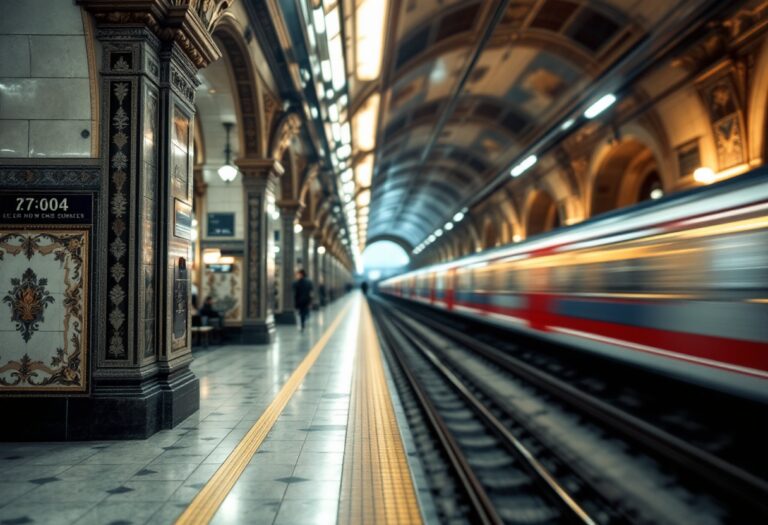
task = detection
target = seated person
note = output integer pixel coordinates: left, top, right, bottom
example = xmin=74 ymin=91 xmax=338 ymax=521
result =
xmin=198 ymin=296 xmax=223 ymax=329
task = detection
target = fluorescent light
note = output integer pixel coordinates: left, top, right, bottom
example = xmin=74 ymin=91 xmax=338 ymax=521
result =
xmin=325 ymin=6 xmax=340 ymax=38
xmin=355 ymin=0 xmax=388 ymax=80
xmin=342 ymin=180 xmax=355 ymax=194
xmin=332 ymin=122 xmax=341 ymax=141
xmin=584 ymin=93 xmax=617 ymax=119
xmin=341 ymin=169 xmax=354 ymax=183
xmin=355 ymin=154 xmax=373 ymax=187
xmin=561 ymin=118 xmax=575 ymax=130
xmin=452 ymin=211 xmax=464 ymax=222
xmin=434 ymin=229 xmax=443 ymax=237
xmin=328 ymin=104 xmax=339 ymax=122
xmin=313 ymin=7 xmax=325 ymax=33
xmin=357 ymin=189 xmax=370 ymax=206
xmin=444 ymin=222 xmax=453 ymax=230
xmin=318 ymin=246 xmax=326 ymax=255
xmin=294 ymin=223 xmax=303 ymax=234
xmin=693 ymin=166 xmax=716 ymax=184
xmin=352 ymin=93 xmax=379 ymax=152
xmin=329 ymin=34 xmax=346 ymax=91
xmin=202 ymin=249 xmax=221 ymax=264
xmin=310 ymin=107 xmax=318 ymax=118
xmin=341 ymin=122 xmax=351 ymax=144
xmin=321 ymin=60 xmax=332 ymax=80
xmin=510 ymin=154 xmax=537 ymax=177
xmin=337 ymin=144 xmax=351 ymax=159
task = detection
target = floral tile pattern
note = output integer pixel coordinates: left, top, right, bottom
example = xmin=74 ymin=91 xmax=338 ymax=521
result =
xmin=0 ymin=229 xmax=89 ymax=391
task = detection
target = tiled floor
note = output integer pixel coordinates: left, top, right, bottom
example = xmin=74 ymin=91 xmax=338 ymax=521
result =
xmin=0 ymin=297 xmax=363 ymax=525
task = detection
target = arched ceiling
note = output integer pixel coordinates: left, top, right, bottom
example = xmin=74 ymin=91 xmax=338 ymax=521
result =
xmin=362 ymin=0 xmax=683 ymax=248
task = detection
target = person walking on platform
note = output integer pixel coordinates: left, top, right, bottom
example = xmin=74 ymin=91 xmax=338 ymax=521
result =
xmin=293 ymin=269 xmax=313 ymax=332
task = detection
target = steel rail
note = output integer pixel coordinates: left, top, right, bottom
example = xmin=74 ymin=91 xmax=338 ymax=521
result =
xmin=387 ymin=296 xmax=768 ymax=519
xmin=372 ymin=299 xmax=604 ymax=525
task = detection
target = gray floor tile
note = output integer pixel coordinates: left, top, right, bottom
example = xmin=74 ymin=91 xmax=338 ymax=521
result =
xmin=129 ymin=463 xmax=199 ymax=481
xmin=59 ymin=463 xmax=143 ymax=481
xmin=104 ymin=480 xmax=184 ymax=502
xmin=0 ymin=482 xmax=37 ymax=507
xmin=0 ymin=501 xmax=96 ymax=524
xmin=25 ymin=479 xmax=112 ymax=503
xmin=273 ymin=499 xmax=338 ymax=525
xmin=210 ymin=496 xmax=280 ymax=525
xmin=72 ymin=500 xmax=163 ymax=525
xmin=283 ymin=480 xmax=341 ymax=500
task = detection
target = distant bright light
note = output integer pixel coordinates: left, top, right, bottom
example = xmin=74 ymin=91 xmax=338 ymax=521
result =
xmin=584 ymin=94 xmax=617 ymax=119
xmin=561 ymin=118 xmax=575 ymax=130
xmin=434 ymin=229 xmax=443 ymax=237
xmin=363 ymin=240 xmax=409 ymax=269
xmin=453 ymin=211 xmax=464 ymax=222
xmin=510 ymin=154 xmax=537 ymax=177
xmin=355 ymin=154 xmax=374 ymax=187
xmin=321 ymin=60 xmax=332 ymax=80
xmin=368 ymin=270 xmax=382 ymax=280
xmin=444 ymin=222 xmax=454 ymax=231
xmin=693 ymin=166 xmax=716 ymax=184
xmin=650 ymin=188 xmax=664 ymax=200
xmin=356 ymin=0 xmax=388 ymax=81
xmin=341 ymin=169 xmax=354 ymax=183
xmin=313 ymin=8 xmax=325 ymax=33
xmin=294 ymin=223 xmax=303 ymax=234
xmin=513 ymin=234 xmax=522 ymax=242
xmin=318 ymin=246 xmax=326 ymax=255
xmin=353 ymin=93 xmax=379 ymax=153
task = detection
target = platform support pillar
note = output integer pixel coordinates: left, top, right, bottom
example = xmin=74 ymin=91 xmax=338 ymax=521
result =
xmin=239 ymin=159 xmax=284 ymax=344
xmin=275 ymin=202 xmax=300 ymax=324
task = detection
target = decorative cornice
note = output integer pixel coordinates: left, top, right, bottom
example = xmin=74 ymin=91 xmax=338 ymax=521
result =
xmin=0 ymin=166 xmax=100 ymax=188
xmin=236 ymin=157 xmax=285 ymax=178
xmin=78 ymin=0 xmax=231 ymax=68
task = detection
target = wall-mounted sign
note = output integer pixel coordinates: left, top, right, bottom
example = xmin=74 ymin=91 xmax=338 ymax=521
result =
xmin=174 ymin=199 xmax=192 ymax=240
xmin=0 ymin=194 xmax=93 ymax=224
xmin=0 ymin=192 xmax=93 ymax=393
xmin=207 ymin=212 xmax=235 ymax=237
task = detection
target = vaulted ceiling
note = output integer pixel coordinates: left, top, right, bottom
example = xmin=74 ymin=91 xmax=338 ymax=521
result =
xmin=366 ymin=0 xmax=685 ymax=248
xmin=267 ymin=0 xmax=725 ymax=259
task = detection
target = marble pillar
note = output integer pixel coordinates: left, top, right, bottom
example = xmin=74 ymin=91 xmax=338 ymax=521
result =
xmin=239 ymin=159 xmax=283 ymax=344
xmin=275 ymin=203 xmax=299 ymax=324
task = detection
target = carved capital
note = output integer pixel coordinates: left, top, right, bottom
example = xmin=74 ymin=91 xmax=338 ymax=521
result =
xmin=78 ymin=0 xmax=231 ymax=68
xmin=236 ymin=158 xmax=285 ymax=183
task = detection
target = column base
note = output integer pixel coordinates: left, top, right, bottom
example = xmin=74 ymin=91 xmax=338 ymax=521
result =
xmin=274 ymin=310 xmax=297 ymax=324
xmin=241 ymin=318 xmax=276 ymax=344
xmin=0 ymin=365 xmax=200 ymax=441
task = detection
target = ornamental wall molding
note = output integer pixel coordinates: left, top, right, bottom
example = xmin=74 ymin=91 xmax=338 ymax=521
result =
xmin=0 ymin=166 xmax=101 ymax=188
xmin=78 ymin=0 xmax=233 ymax=68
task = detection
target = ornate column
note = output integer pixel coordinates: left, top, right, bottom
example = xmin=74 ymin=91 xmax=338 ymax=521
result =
xmin=312 ymin=231 xmax=322 ymax=308
xmin=301 ymin=225 xmax=316 ymax=307
xmin=239 ymin=158 xmax=283 ymax=343
xmin=68 ymin=0 xmax=223 ymax=438
xmin=275 ymin=201 xmax=300 ymax=324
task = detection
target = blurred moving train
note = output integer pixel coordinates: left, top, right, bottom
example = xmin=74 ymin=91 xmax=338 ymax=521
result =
xmin=380 ymin=167 xmax=768 ymax=402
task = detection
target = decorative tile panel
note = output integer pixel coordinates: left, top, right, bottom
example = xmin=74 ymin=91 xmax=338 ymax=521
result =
xmin=106 ymin=79 xmax=133 ymax=360
xmin=203 ymin=258 xmax=242 ymax=324
xmin=0 ymin=229 xmax=89 ymax=392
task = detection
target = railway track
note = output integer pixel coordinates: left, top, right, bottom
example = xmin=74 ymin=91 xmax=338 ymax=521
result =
xmin=372 ymin=298 xmax=628 ymax=524
xmin=370 ymin=295 xmax=768 ymax=524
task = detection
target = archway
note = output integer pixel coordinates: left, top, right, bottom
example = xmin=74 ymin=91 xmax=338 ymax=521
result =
xmin=591 ymin=138 xmax=661 ymax=216
xmin=482 ymin=219 xmax=499 ymax=249
xmin=527 ymin=191 xmax=561 ymax=237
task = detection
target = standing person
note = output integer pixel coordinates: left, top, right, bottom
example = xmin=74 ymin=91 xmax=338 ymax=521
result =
xmin=361 ymin=281 xmax=369 ymax=295
xmin=293 ymin=269 xmax=313 ymax=332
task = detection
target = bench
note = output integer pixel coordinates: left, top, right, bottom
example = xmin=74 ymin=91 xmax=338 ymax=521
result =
xmin=191 ymin=326 xmax=214 ymax=348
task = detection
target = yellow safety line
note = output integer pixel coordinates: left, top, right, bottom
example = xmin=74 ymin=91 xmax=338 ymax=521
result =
xmin=175 ymin=301 xmax=353 ymax=525
xmin=338 ymin=299 xmax=423 ymax=525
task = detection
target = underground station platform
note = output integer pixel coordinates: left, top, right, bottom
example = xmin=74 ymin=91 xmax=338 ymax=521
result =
xmin=0 ymin=295 xmax=432 ymax=525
